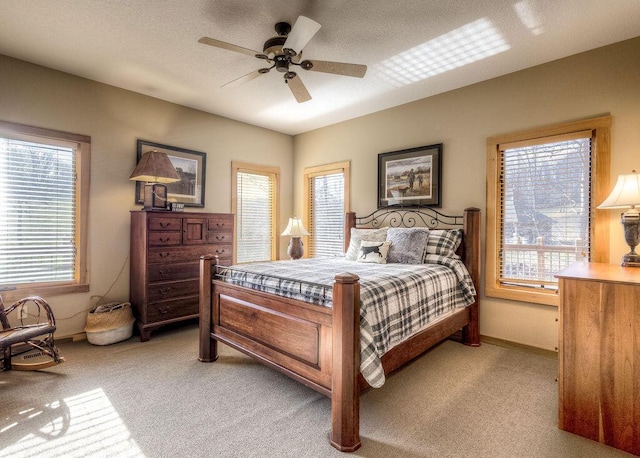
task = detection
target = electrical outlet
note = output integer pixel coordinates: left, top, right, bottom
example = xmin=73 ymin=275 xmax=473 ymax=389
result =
xmin=20 ymin=305 xmax=28 ymax=321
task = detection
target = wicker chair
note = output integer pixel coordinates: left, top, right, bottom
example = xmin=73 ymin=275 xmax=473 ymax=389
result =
xmin=0 ymin=295 xmax=65 ymax=371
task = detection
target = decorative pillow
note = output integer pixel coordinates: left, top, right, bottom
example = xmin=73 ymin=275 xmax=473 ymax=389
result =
xmin=357 ymin=240 xmax=391 ymax=264
xmin=386 ymin=227 xmax=430 ymax=264
xmin=425 ymin=229 xmax=462 ymax=259
xmin=345 ymin=228 xmax=388 ymax=261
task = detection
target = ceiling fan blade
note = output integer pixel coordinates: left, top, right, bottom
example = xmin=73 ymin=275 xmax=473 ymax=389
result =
xmin=301 ymin=60 xmax=367 ymax=78
xmin=221 ymin=69 xmax=267 ymax=88
xmin=198 ymin=37 xmax=261 ymax=58
xmin=285 ymin=73 xmax=311 ymax=103
xmin=283 ymin=16 xmax=321 ymax=54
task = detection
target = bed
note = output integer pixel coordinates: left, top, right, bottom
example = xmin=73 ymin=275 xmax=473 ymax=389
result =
xmin=199 ymin=206 xmax=481 ymax=452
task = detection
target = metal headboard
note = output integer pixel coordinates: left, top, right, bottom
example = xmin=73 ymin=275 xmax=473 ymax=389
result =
xmin=355 ymin=206 xmax=464 ymax=229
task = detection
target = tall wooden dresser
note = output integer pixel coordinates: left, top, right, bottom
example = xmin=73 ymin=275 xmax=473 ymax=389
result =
xmin=130 ymin=211 xmax=234 ymax=341
xmin=556 ymin=262 xmax=640 ymax=455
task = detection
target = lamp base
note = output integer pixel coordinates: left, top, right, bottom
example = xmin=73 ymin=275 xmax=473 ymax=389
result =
xmin=621 ymin=213 xmax=640 ymax=267
xmin=287 ymin=237 xmax=304 ymax=260
xmin=143 ymin=183 xmax=169 ymax=211
xmin=621 ymin=251 xmax=640 ymax=267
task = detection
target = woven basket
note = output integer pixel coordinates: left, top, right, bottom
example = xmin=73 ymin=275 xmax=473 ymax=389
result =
xmin=85 ymin=302 xmax=135 ymax=345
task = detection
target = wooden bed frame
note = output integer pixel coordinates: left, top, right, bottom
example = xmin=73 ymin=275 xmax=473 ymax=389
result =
xmin=199 ymin=207 xmax=481 ymax=452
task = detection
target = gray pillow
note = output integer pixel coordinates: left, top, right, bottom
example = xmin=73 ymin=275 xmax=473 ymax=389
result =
xmin=345 ymin=228 xmax=388 ymax=261
xmin=386 ymin=227 xmax=430 ymax=264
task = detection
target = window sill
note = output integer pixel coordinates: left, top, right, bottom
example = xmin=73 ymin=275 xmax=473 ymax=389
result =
xmin=0 ymin=283 xmax=89 ymax=304
xmin=485 ymin=285 xmax=559 ymax=307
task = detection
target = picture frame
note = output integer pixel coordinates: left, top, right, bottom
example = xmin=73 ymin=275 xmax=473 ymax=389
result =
xmin=135 ymin=140 xmax=206 ymax=208
xmin=378 ymin=143 xmax=442 ymax=207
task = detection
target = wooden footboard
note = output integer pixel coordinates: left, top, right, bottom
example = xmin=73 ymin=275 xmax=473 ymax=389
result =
xmin=199 ymin=256 xmax=362 ymax=450
xmin=199 ymin=207 xmax=481 ymax=452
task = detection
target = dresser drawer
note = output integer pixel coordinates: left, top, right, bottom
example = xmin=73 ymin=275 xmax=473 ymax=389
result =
xmin=208 ymin=231 xmax=232 ymax=244
xmin=147 ymin=296 xmax=199 ymax=322
xmin=148 ymin=279 xmax=199 ymax=302
xmin=148 ymin=216 xmax=182 ymax=231
xmin=148 ymin=231 xmax=181 ymax=246
xmin=208 ymin=215 xmax=233 ymax=232
xmin=208 ymin=243 xmax=232 ymax=261
xmin=148 ymin=262 xmax=199 ymax=282
xmin=148 ymin=246 xmax=214 ymax=264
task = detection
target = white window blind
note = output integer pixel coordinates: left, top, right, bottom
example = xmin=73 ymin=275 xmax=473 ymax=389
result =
xmin=499 ymin=131 xmax=592 ymax=290
xmin=236 ymin=171 xmax=275 ymax=263
xmin=309 ymin=172 xmax=345 ymax=258
xmin=0 ymin=137 xmax=77 ymax=286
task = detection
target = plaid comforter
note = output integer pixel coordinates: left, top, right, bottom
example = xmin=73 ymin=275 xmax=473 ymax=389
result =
xmin=219 ymin=255 xmax=476 ymax=388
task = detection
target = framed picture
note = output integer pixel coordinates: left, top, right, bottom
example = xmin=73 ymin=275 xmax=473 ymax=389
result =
xmin=135 ymin=140 xmax=206 ymax=207
xmin=378 ymin=143 xmax=442 ymax=207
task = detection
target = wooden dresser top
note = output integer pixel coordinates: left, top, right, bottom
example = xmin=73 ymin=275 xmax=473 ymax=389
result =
xmin=556 ymin=261 xmax=640 ymax=285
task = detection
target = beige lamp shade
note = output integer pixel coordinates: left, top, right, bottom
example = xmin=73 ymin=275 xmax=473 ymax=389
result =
xmin=281 ymin=217 xmax=310 ymax=237
xmin=598 ymin=170 xmax=640 ymax=210
xmin=598 ymin=170 xmax=640 ymax=267
xmin=129 ymin=150 xmax=180 ymax=183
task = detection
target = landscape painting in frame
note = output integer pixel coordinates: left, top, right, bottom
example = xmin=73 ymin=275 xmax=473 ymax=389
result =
xmin=135 ymin=140 xmax=206 ymax=207
xmin=378 ymin=144 xmax=442 ymax=207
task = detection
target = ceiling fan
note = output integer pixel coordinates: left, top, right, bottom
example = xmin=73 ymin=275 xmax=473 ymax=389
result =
xmin=198 ymin=16 xmax=367 ymax=103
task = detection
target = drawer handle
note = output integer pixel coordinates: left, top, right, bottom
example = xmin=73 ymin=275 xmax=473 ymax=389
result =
xmin=216 ymin=235 xmax=225 ymax=241
xmin=159 ymin=306 xmax=170 ymax=314
xmin=159 ymin=252 xmax=171 ymax=259
xmin=159 ymin=269 xmax=170 ymax=276
xmin=159 ymin=236 xmax=171 ymax=243
xmin=159 ymin=287 xmax=171 ymax=296
xmin=216 ymin=223 xmax=225 ymax=228
xmin=160 ymin=222 xmax=172 ymax=228
xmin=215 ymin=249 xmax=225 ymax=255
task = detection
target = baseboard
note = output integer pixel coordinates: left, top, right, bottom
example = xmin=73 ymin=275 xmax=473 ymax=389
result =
xmin=56 ymin=332 xmax=87 ymax=344
xmin=480 ymin=335 xmax=558 ymax=359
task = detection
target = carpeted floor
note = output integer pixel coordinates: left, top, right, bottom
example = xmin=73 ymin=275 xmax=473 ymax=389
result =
xmin=0 ymin=324 xmax=633 ymax=457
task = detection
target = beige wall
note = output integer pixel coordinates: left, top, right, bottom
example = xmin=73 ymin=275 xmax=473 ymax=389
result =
xmin=0 ymin=55 xmax=294 ymax=337
xmin=293 ymin=36 xmax=640 ymax=351
xmin=2 ymin=36 xmax=639 ymax=347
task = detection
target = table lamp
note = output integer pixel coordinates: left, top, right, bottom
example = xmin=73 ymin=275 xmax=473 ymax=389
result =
xmin=130 ymin=150 xmax=180 ymax=210
xmin=281 ymin=216 xmax=310 ymax=260
xmin=597 ymin=170 xmax=640 ymax=267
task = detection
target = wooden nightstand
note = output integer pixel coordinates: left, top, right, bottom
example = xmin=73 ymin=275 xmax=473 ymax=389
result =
xmin=556 ymin=262 xmax=640 ymax=455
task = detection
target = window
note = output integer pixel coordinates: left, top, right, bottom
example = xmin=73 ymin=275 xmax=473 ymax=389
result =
xmin=304 ymin=161 xmax=350 ymax=258
xmin=0 ymin=121 xmax=90 ymax=301
xmin=486 ymin=116 xmax=611 ymax=306
xmin=232 ymin=162 xmax=279 ymax=263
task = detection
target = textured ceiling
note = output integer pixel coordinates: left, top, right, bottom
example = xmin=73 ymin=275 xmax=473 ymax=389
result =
xmin=1 ymin=0 xmax=640 ymax=135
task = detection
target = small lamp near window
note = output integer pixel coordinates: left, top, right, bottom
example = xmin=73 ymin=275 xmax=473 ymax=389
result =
xmin=281 ymin=217 xmax=310 ymax=260
xmin=597 ymin=170 xmax=640 ymax=267
xmin=129 ymin=150 xmax=180 ymax=211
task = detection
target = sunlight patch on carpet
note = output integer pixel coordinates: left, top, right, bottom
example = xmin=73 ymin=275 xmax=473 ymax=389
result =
xmin=0 ymin=388 xmax=143 ymax=458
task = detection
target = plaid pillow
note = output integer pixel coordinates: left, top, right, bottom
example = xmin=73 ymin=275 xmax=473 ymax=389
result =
xmin=425 ymin=229 xmax=462 ymax=259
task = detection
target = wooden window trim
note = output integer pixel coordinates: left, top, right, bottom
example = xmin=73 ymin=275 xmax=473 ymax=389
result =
xmin=0 ymin=120 xmax=90 ymax=303
xmin=485 ymin=115 xmax=611 ymax=306
xmin=303 ymin=161 xmax=350 ymax=258
xmin=231 ymin=161 xmax=280 ymax=263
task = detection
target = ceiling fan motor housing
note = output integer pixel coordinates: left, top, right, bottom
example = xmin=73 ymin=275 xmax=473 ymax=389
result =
xmin=263 ymin=21 xmax=291 ymax=56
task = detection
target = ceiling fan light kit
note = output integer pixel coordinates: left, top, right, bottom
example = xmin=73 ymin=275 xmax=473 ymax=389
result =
xmin=199 ymin=15 xmax=367 ymax=103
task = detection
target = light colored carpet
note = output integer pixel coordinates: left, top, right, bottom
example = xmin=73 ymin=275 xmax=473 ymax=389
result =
xmin=0 ymin=324 xmax=632 ymax=457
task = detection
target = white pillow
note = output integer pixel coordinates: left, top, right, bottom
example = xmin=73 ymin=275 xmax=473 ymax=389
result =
xmin=345 ymin=228 xmax=388 ymax=261
xmin=356 ymin=240 xmax=391 ymax=264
